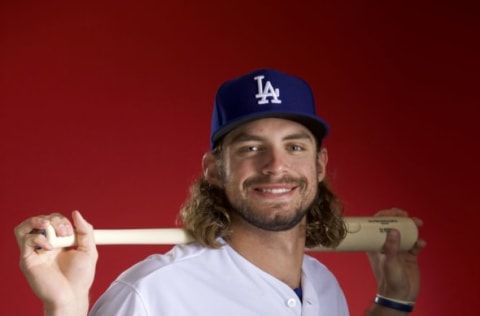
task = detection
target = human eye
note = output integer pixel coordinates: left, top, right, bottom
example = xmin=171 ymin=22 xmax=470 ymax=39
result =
xmin=283 ymin=133 xmax=314 ymax=153
xmin=234 ymin=142 xmax=262 ymax=155
xmin=291 ymin=144 xmax=303 ymax=151
xmin=243 ymin=144 xmax=262 ymax=152
xmin=287 ymin=143 xmax=305 ymax=152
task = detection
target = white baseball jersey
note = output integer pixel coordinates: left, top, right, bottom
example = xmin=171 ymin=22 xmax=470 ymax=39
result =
xmin=90 ymin=240 xmax=349 ymax=316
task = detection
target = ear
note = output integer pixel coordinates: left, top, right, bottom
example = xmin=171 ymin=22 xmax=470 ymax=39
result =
xmin=317 ymin=147 xmax=328 ymax=182
xmin=202 ymin=152 xmax=222 ymax=187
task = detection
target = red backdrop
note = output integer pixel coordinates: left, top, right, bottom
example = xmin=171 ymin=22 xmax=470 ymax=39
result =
xmin=1 ymin=1 xmax=478 ymax=315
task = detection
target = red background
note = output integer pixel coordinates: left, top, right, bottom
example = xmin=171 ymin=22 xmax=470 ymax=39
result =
xmin=1 ymin=1 xmax=478 ymax=315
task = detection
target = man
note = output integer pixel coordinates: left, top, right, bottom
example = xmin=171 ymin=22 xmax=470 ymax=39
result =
xmin=15 ymin=69 xmax=425 ymax=315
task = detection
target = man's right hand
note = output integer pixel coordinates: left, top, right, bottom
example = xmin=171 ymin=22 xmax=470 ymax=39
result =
xmin=14 ymin=210 xmax=97 ymax=316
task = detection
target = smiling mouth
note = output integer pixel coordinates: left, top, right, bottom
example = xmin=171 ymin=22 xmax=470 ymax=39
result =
xmin=246 ymin=176 xmax=302 ymax=195
xmin=257 ymin=187 xmax=293 ymax=194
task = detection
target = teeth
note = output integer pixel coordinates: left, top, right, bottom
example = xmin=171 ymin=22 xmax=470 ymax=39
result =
xmin=261 ymin=188 xmax=291 ymax=194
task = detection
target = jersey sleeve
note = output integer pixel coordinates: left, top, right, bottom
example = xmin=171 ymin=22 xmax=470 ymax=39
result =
xmin=89 ymin=280 xmax=150 ymax=316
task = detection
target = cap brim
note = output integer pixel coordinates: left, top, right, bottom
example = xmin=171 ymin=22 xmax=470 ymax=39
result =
xmin=212 ymin=111 xmax=329 ymax=147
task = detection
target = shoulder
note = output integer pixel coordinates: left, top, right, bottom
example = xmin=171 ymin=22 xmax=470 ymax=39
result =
xmin=90 ymin=242 xmax=223 ymax=315
xmin=302 ymin=253 xmax=333 ymax=274
xmin=301 ymin=254 xmax=348 ymax=315
xmin=115 ymin=241 xmax=216 ymax=285
xmin=302 ymin=253 xmax=343 ymax=289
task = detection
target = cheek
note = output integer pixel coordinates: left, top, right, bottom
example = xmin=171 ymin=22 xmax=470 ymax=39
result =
xmin=305 ymin=164 xmax=321 ymax=186
xmin=223 ymin=164 xmax=247 ymax=188
xmin=224 ymin=157 xmax=252 ymax=177
xmin=220 ymin=159 xmax=240 ymax=184
xmin=304 ymin=168 xmax=320 ymax=201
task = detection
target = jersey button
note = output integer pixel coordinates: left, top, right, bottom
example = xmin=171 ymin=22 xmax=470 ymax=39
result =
xmin=287 ymin=298 xmax=297 ymax=307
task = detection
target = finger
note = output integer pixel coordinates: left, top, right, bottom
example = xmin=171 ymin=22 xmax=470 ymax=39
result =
xmin=14 ymin=216 xmax=51 ymax=248
xmin=368 ymin=229 xmax=402 ymax=273
xmin=410 ymin=216 xmax=424 ymax=228
xmin=21 ymin=231 xmax=55 ymax=256
xmin=375 ymin=208 xmax=408 ymax=217
xmin=15 ymin=214 xmax=74 ymax=256
xmin=405 ymin=217 xmax=425 ymax=256
xmin=381 ymin=229 xmax=406 ymax=289
xmin=72 ymin=211 xmax=97 ymax=257
xmin=49 ymin=215 xmax=74 ymax=237
xmin=382 ymin=229 xmax=401 ymax=256
xmin=408 ymin=238 xmax=427 ymax=257
xmin=15 ymin=214 xmax=72 ymax=240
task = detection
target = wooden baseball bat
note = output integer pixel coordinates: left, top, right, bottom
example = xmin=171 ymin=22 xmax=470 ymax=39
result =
xmin=45 ymin=217 xmax=418 ymax=252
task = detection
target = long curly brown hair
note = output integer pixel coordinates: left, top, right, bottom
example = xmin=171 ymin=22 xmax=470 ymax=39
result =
xmin=179 ymin=145 xmax=346 ymax=249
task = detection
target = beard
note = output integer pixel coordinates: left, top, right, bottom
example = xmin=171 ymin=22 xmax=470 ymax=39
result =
xmin=232 ymin=201 xmax=309 ymax=231
xmin=226 ymin=175 xmax=315 ymax=232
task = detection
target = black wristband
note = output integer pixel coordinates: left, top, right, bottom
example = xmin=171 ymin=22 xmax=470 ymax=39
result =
xmin=374 ymin=295 xmax=414 ymax=313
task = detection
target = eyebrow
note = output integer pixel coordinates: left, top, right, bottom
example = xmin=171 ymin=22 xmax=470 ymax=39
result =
xmin=228 ymin=131 xmax=315 ymax=145
xmin=283 ymin=131 xmax=315 ymax=142
xmin=228 ymin=132 xmax=263 ymax=145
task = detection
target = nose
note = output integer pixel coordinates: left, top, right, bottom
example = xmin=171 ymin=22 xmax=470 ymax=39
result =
xmin=261 ymin=148 xmax=288 ymax=175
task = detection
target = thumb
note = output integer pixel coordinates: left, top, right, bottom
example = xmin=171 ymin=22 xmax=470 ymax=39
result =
xmin=382 ymin=229 xmax=404 ymax=278
xmin=72 ymin=211 xmax=96 ymax=253
xmin=382 ymin=228 xmax=401 ymax=257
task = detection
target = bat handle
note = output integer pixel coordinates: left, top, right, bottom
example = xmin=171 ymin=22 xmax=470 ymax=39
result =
xmin=45 ymin=225 xmax=76 ymax=248
xmin=45 ymin=226 xmax=192 ymax=248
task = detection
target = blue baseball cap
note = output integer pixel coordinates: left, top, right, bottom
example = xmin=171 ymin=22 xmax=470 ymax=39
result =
xmin=210 ymin=68 xmax=329 ymax=148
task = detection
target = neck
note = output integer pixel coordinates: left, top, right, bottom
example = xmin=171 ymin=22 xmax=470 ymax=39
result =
xmin=227 ymin=216 xmax=306 ymax=289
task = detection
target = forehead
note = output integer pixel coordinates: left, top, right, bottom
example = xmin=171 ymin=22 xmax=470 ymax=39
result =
xmin=222 ymin=117 xmax=316 ymax=144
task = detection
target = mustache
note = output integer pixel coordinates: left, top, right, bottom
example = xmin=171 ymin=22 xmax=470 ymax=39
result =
xmin=243 ymin=175 xmax=307 ymax=188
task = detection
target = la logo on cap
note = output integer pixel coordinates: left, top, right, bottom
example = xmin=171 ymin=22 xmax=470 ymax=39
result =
xmin=254 ymin=75 xmax=282 ymax=105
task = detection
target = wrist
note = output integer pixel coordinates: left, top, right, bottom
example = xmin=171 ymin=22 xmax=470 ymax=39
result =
xmin=374 ymin=294 xmax=415 ymax=313
xmin=43 ymin=296 xmax=89 ymax=316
